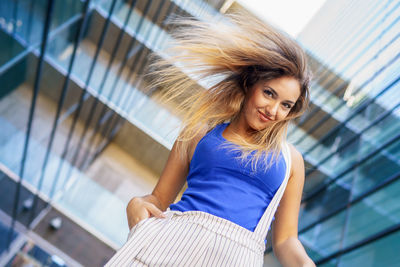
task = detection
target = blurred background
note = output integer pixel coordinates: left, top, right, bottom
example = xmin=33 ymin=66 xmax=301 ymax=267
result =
xmin=0 ymin=0 xmax=398 ymax=266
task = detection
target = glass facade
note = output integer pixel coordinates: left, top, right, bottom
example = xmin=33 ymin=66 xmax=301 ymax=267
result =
xmin=264 ymin=0 xmax=400 ymax=265
xmin=0 ymin=0 xmax=225 ymax=263
xmin=0 ymin=0 xmax=398 ymax=265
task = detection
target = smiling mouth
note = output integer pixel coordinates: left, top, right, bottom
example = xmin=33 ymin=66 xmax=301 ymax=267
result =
xmin=258 ymin=111 xmax=274 ymax=122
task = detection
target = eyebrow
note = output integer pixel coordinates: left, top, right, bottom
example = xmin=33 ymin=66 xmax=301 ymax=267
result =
xmin=267 ymin=86 xmax=296 ymax=104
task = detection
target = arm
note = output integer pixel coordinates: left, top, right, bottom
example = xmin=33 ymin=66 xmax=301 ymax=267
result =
xmin=272 ymin=144 xmax=315 ymax=267
xmin=127 ymin=132 xmax=205 ymax=229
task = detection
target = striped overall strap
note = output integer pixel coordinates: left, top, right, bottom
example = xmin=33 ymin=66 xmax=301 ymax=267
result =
xmin=253 ymin=142 xmax=292 ymax=240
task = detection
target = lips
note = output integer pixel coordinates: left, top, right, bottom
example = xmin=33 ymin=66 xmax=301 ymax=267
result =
xmin=258 ymin=111 xmax=274 ymax=122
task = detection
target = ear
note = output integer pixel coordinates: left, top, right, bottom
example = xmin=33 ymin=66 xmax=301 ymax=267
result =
xmin=242 ymin=80 xmax=250 ymax=94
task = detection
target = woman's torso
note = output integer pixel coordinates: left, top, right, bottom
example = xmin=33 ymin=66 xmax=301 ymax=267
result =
xmin=170 ymin=123 xmax=287 ymax=231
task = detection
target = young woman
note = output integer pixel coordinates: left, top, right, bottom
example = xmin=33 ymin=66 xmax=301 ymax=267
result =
xmin=106 ymin=12 xmax=315 ymax=267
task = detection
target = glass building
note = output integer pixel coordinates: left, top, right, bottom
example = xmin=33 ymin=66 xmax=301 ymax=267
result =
xmin=0 ymin=0 xmax=225 ymax=265
xmin=263 ymin=0 xmax=400 ymax=266
xmin=0 ymin=0 xmax=398 ymax=266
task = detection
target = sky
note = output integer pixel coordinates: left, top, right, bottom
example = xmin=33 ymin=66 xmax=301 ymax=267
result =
xmin=236 ymin=0 xmax=328 ymax=37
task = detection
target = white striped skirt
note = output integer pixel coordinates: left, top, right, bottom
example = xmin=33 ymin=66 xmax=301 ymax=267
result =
xmin=105 ymin=210 xmax=265 ymax=266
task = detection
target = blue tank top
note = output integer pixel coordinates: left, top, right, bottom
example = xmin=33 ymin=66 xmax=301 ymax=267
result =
xmin=169 ymin=123 xmax=287 ymax=232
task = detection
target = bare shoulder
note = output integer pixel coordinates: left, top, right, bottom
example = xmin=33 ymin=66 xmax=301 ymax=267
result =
xmin=286 ymin=143 xmax=305 ymax=177
xmin=187 ymin=127 xmax=208 ymax=162
xmin=287 ymin=143 xmax=303 ymax=162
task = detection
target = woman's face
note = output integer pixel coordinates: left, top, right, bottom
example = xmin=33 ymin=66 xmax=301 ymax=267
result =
xmin=240 ymin=76 xmax=301 ymax=131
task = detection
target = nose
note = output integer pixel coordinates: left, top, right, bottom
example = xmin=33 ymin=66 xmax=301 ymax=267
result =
xmin=266 ymin=102 xmax=279 ymax=118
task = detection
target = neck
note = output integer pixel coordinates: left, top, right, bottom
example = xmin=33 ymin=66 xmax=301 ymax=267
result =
xmin=227 ymin=115 xmax=257 ymax=142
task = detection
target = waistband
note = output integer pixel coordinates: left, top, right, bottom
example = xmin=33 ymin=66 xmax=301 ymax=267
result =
xmin=162 ymin=209 xmax=265 ymax=254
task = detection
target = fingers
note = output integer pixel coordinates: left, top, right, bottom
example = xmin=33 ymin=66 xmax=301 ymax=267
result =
xmin=126 ymin=199 xmax=166 ymax=229
xmin=127 ymin=203 xmax=149 ymax=229
xmin=130 ymin=209 xmax=148 ymax=228
xmin=144 ymin=202 xmax=166 ymax=219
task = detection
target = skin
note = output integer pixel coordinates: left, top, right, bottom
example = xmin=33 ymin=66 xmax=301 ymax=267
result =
xmin=126 ymin=76 xmax=315 ymax=266
xmin=223 ymin=76 xmax=300 ymax=140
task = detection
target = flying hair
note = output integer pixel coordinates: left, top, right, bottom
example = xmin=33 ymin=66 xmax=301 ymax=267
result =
xmin=144 ymin=11 xmax=311 ymax=171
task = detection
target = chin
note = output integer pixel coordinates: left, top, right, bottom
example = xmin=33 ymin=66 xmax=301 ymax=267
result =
xmin=244 ymin=115 xmax=273 ymax=132
xmin=249 ymin=120 xmax=269 ymax=132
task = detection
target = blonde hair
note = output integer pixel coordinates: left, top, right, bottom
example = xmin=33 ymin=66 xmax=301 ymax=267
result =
xmin=146 ymin=12 xmax=311 ymax=170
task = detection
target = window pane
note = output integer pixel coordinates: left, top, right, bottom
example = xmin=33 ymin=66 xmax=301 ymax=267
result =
xmin=300 ymin=211 xmax=346 ymax=261
xmin=351 ymin=140 xmax=400 ymax=199
xmin=338 ymin=231 xmax=400 ymax=267
xmin=300 ymin=172 xmax=352 ymax=230
xmin=344 ymin=179 xmax=400 ymax=247
xmin=319 ymin=259 xmax=338 ymax=267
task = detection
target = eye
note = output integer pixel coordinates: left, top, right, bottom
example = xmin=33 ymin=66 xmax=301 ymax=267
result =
xmin=282 ymin=103 xmax=292 ymax=109
xmin=263 ymin=89 xmax=273 ymax=97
